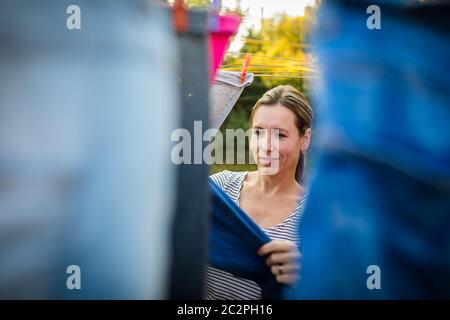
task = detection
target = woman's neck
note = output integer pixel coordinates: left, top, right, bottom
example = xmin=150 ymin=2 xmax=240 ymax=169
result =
xmin=254 ymin=167 xmax=300 ymax=196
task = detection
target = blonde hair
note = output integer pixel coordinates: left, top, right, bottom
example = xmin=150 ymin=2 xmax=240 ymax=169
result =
xmin=249 ymin=85 xmax=313 ymax=183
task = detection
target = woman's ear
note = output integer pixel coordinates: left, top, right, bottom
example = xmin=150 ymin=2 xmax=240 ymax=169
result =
xmin=301 ymin=128 xmax=311 ymax=152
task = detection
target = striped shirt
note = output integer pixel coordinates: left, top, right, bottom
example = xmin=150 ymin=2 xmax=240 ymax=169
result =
xmin=203 ymin=170 xmax=307 ymax=300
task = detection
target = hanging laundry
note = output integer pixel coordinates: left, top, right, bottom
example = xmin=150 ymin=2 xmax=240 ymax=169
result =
xmin=170 ymin=9 xmax=211 ymax=300
xmin=0 ymin=0 xmax=179 ymax=299
xmin=209 ymin=14 xmax=241 ymax=82
xmin=209 ymin=70 xmax=254 ymax=130
xmin=287 ymin=0 xmax=450 ymax=300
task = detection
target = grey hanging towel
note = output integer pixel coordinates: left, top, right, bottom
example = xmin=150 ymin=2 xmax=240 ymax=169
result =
xmin=209 ymin=71 xmax=254 ymax=130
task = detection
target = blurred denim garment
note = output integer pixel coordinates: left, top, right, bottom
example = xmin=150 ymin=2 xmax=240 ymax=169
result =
xmin=0 ymin=0 xmax=180 ymax=299
xmin=287 ymin=1 xmax=450 ymax=299
xmin=168 ymin=9 xmax=212 ymax=299
xmin=209 ymin=179 xmax=283 ymax=299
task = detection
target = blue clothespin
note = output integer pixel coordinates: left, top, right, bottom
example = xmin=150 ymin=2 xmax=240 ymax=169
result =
xmin=209 ymin=0 xmax=221 ymax=31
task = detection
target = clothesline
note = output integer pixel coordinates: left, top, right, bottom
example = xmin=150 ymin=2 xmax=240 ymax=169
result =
xmin=224 ymin=54 xmax=316 ymax=61
xmin=225 ymin=51 xmax=315 ymax=64
xmin=221 ymin=60 xmax=317 ymax=68
xmin=220 ymin=66 xmax=317 ymax=73
xmin=232 ymin=36 xmax=312 ymax=49
xmin=220 ymin=63 xmax=316 ymax=72
xmin=253 ymin=74 xmax=316 ymax=79
xmin=220 ymin=70 xmax=317 ymax=77
xmin=222 ymin=71 xmax=316 ymax=75
xmin=222 ymin=52 xmax=318 ymax=75
xmin=225 ymin=62 xmax=314 ymax=69
xmin=221 ymin=63 xmax=311 ymax=67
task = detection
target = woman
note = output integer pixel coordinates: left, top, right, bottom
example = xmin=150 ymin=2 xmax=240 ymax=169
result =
xmin=204 ymin=85 xmax=313 ymax=299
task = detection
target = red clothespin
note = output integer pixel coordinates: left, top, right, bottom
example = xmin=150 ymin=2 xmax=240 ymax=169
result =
xmin=173 ymin=0 xmax=188 ymax=33
xmin=240 ymin=53 xmax=252 ymax=84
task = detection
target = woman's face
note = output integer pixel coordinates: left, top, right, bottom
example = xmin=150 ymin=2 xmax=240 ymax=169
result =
xmin=250 ymin=104 xmax=310 ymax=176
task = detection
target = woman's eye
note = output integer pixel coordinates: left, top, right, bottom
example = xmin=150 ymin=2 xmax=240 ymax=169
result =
xmin=254 ymin=130 xmax=260 ymax=136
xmin=279 ymin=133 xmax=286 ymax=138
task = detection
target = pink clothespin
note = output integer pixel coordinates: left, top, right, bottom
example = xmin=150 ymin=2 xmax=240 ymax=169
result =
xmin=240 ymin=53 xmax=252 ymax=84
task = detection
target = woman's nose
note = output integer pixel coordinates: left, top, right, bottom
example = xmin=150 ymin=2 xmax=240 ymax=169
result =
xmin=258 ymin=130 xmax=279 ymax=156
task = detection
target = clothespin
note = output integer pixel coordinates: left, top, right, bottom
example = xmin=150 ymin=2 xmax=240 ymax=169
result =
xmin=240 ymin=53 xmax=252 ymax=84
xmin=173 ymin=0 xmax=188 ymax=33
xmin=209 ymin=0 xmax=221 ymax=31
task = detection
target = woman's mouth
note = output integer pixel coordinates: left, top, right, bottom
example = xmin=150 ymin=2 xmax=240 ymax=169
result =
xmin=259 ymin=157 xmax=278 ymax=166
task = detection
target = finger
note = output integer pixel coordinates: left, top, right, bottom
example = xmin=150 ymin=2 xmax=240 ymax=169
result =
xmin=257 ymin=240 xmax=296 ymax=256
xmin=266 ymin=251 xmax=300 ymax=266
xmin=275 ymin=273 xmax=300 ymax=285
xmin=270 ymin=263 xmax=300 ymax=276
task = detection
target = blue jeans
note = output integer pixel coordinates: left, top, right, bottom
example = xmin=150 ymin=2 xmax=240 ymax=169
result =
xmin=288 ymin=1 xmax=450 ymax=299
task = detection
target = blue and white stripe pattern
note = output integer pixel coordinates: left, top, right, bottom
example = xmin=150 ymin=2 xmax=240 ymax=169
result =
xmin=203 ymin=170 xmax=307 ymax=300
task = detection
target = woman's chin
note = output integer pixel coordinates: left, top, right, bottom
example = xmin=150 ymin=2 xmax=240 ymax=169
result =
xmin=259 ymin=165 xmax=279 ymax=176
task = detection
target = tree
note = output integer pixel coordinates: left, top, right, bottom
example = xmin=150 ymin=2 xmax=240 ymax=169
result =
xmin=211 ymin=6 xmax=318 ymax=172
xmin=221 ymin=7 xmax=317 ymax=127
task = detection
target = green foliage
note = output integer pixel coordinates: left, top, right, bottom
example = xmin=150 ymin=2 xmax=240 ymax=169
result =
xmin=212 ymin=8 xmax=316 ymax=174
xmin=210 ymin=163 xmax=257 ymax=175
xmin=185 ymin=0 xmax=210 ymax=8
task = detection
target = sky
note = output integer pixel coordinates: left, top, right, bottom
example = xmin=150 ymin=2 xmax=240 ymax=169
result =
xmin=222 ymin=0 xmax=315 ymax=18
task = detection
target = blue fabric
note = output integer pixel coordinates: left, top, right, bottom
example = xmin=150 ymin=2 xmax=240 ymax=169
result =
xmin=0 ymin=0 xmax=179 ymax=299
xmin=287 ymin=2 xmax=450 ymax=299
xmin=208 ymin=179 xmax=283 ymax=299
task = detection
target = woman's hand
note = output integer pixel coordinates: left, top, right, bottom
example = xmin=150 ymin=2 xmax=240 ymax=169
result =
xmin=257 ymin=239 xmax=301 ymax=285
